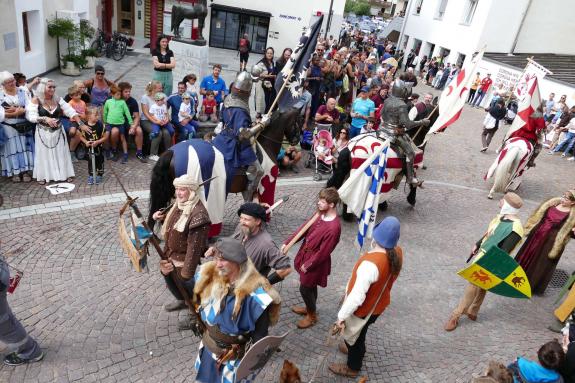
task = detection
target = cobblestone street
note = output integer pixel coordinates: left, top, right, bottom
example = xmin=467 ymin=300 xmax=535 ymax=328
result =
xmin=0 ymin=54 xmax=574 ymax=383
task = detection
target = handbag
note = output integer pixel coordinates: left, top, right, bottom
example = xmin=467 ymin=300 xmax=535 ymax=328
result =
xmin=342 ymin=273 xmax=392 ymax=346
xmin=342 ymin=74 xmax=350 ymax=93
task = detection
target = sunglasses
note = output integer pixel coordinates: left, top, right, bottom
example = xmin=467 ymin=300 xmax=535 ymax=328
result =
xmin=47 ymin=86 xmax=56 ymax=89
xmin=96 ymin=72 xmax=105 ymax=75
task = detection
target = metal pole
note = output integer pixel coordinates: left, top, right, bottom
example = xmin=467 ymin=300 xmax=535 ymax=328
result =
xmin=397 ymin=0 xmax=414 ymax=52
xmin=324 ymin=0 xmax=335 ymax=40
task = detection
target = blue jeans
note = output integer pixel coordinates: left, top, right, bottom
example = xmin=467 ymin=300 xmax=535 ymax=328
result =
xmin=553 ymin=131 xmax=575 ymax=155
xmin=0 ymin=291 xmax=42 ymax=360
xmin=472 ymin=90 xmax=486 ymax=107
xmin=150 ymin=123 xmax=174 ymax=139
xmin=350 ymin=125 xmax=363 ymax=138
xmin=179 ymin=121 xmax=198 ymax=140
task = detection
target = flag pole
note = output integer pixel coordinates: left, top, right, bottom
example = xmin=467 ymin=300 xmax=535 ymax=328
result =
xmin=411 ymin=104 xmax=439 ymax=143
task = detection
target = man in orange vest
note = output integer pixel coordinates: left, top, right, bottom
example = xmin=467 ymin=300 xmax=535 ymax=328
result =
xmin=329 ymin=217 xmax=403 ymax=378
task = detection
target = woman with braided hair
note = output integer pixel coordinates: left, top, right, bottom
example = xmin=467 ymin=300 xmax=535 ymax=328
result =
xmin=515 ymin=190 xmax=575 ymax=295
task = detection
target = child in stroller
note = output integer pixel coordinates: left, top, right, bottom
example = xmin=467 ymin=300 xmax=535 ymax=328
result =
xmin=306 ymin=128 xmax=334 ymax=181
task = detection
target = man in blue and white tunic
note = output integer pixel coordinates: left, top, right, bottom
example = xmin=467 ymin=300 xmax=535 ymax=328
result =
xmin=193 ymin=237 xmax=281 ymax=383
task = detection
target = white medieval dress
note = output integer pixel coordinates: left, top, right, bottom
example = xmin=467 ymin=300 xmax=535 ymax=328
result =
xmin=26 ymin=98 xmax=77 ymax=182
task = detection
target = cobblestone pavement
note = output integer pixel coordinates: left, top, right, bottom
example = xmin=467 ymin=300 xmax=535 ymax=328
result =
xmin=1 ymin=55 xmax=575 ymax=382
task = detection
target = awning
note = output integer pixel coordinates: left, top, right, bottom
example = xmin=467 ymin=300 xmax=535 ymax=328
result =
xmin=210 ymin=4 xmax=272 ymax=18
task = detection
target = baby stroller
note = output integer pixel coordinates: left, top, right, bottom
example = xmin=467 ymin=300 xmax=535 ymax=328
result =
xmin=305 ymin=127 xmax=334 ymax=181
xmin=504 ymin=100 xmax=518 ymax=125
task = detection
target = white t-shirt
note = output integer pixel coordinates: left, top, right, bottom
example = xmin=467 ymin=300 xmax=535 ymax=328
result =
xmin=148 ymin=103 xmax=167 ymax=122
xmin=179 ymin=102 xmax=192 ymax=122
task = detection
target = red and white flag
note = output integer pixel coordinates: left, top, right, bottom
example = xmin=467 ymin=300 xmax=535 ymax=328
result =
xmin=427 ymin=48 xmax=485 ymax=135
xmin=504 ymin=75 xmax=541 ymax=140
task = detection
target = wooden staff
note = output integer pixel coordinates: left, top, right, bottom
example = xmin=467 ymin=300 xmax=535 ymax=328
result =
xmin=411 ymin=104 xmax=439 ymax=143
xmin=282 ymin=212 xmax=319 ymax=255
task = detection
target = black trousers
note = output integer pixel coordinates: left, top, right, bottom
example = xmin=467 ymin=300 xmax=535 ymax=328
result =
xmin=164 ymin=273 xmax=194 ymax=301
xmin=87 ymin=150 xmax=104 ymax=176
xmin=299 ymin=285 xmax=317 ymax=312
xmin=346 ymin=314 xmax=379 ymax=371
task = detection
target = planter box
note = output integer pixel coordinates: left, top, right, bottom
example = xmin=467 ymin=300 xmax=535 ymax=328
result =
xmin=60 ymin=61 xmax=81 ymax=76
xmin=84 ymin=56 xmax=96 ymax=69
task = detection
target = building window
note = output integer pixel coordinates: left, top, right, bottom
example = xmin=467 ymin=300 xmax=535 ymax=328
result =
xmin=414 ymin=0 xmax=424 ymax=15
xmin=462 ymin=0 xmax=478 ymax=25
xmin=435 ymin=0 xmax=448 ymax=20
xmin=22 ymin=12 xmax=31 ymax=52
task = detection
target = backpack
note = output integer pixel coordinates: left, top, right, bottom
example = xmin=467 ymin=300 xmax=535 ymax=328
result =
xmin=239 ymin=38 xmax=248 ymax=53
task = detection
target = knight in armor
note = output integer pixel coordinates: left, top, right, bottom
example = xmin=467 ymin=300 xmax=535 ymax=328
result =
xmin=379 ymin=77 xmax=430 ymax=186
xmin=191 ymin=237 xmax=280 ymax=383
xmin=212 ymin=68 xmax=266 ymax=201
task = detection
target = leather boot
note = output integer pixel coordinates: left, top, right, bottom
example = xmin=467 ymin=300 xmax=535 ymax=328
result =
xmin=291 ymin=306 xmax=307 ymax=316
xmin=297 ymin=311 xmax=318 ymax=329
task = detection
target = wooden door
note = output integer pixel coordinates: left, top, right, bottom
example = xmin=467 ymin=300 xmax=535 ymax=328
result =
xmin=117 ymin=0 xmax=135 ymax=35
xmin=144 ymin=0 xmax=164 ymax=38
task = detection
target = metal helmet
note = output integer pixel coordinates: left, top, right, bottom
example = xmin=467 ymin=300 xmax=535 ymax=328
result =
xmin=232 ymin=70 xmax=253 ymax=95
xmin=391 ymin=79 xmax=412 ymax=100
xmin=250 ymin=63 xmax=266 ymax=82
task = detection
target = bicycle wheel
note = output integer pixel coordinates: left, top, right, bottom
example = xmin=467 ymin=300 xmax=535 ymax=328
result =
xmin=90 ymin=39 xmax=105 ymax=57
xmin=112 ymin=41 xmax=126 ymax=61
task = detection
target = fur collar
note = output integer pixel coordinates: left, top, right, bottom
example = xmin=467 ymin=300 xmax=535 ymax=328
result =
xmin=194 ymin=260 xmax=281 ymax=325
xmin=524 ymin=197 xmax=575 ymax=260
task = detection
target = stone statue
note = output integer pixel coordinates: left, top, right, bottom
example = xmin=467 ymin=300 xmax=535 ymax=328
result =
xmin=170 ymin=2 xmax=208 ymax=46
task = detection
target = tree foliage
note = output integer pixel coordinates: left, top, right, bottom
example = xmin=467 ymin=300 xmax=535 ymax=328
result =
xmin=345 ymin=0 xmax=372 ymax=16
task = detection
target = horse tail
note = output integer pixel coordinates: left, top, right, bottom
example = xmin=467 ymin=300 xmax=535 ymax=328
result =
xmin=492 ymin=146 xmax=520 ymax=193
xmin=327 ymin=147 xmax=351 ymax=189
xmin=149 ymin=150 xmax=175 ymax=228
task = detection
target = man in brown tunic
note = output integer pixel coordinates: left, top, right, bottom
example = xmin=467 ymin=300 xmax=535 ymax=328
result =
xmin=152 ymin=174 xmax=210 ymax=329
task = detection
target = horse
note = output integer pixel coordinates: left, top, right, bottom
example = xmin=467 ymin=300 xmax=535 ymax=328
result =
xmin=327 ymin=134 xmax=423 ymax=221
xmin=149 ymin=109 xmax=301 ymax=232
xmin=171 ymin=3 xmax=208 ymax=43
xmin=485 ymin=137 xmax=533 ymax=199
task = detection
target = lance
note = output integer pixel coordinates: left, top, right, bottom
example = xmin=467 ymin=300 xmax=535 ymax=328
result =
xmin=111 ymin=166 xmax=208 ymax=337
xmin=282 ymin=212 xmax=320 ymax=255
xmin=266 ymin=195 xmax=289 ymax=215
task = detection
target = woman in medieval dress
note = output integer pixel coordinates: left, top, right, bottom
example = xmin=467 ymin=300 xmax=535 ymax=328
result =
xmin=515 ymin=190 xmax=575 ymax=295
xmin=26 ymin=78 xmax=82 ymax=185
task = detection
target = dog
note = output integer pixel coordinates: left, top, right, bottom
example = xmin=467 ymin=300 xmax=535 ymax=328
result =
xmin=279 ymin=359 xmax=302 ymax=383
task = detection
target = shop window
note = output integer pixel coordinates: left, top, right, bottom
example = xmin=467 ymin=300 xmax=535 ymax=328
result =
xmin=209 ymin=8 xmax=269 ymax=54
xmin=461 ymin=0 xmax=478 ymax=25
xmin=22 ymin=12 xmax=31 ymax=52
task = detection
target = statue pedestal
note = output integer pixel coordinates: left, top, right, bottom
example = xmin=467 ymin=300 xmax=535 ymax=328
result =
xmin=170 ymin=41 xmax=210 ymax=91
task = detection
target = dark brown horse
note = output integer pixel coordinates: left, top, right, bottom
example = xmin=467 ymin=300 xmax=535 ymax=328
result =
xmin=148 ymin=109 xmax=300 ymax=228
xmin=171 ymin=3 xmax=208 ymax=44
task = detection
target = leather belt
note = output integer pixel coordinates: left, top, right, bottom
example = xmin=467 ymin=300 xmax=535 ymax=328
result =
xmin=202 ymin=324 xmax=249 ymax=362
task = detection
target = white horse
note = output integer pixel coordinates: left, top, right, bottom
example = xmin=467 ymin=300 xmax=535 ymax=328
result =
xmin=328 ymin=134 xmax=423 ymax=220
xmin=485 ymin=137 xmax=533 ymax=199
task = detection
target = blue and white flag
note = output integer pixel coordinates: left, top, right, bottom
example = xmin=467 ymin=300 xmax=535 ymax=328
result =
xmin=356 ymin=145 xmax=389 ymax=248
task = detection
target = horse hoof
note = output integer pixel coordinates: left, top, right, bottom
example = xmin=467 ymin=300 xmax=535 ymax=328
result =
xmin=487 ymin=194 xmax=494 ymax=200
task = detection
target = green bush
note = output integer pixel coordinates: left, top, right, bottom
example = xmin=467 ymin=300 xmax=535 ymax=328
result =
xmin=345 ymin=0 xmax=372 ymax=16
xmin=62 ymin=53 xmax=87 ymax=68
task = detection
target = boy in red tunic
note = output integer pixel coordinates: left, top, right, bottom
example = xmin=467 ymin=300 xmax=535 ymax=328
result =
xmin=282 ymin=187 xmax=342 ymax=329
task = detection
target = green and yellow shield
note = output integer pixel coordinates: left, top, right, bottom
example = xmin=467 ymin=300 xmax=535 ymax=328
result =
xmin=458 ymin=246 xmax=531 ymax=299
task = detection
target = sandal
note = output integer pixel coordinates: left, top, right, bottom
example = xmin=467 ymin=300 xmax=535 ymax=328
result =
xmin=12 ymin=175 xmax=21 ymax=183
xmin=22 ymin=173 xmax=32 ymax=183
xmin=66 ymin=177 xmax=74 ymax=183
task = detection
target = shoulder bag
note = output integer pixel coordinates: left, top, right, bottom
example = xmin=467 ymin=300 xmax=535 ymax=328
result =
xmin=343 ymin=272 xmax=393 ymax=346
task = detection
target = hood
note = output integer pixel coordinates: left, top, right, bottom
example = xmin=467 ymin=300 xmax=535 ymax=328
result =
xmin=517 ymin=357 xmax=562 ymax=383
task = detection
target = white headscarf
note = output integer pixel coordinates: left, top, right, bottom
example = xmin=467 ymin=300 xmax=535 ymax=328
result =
xmin=161 ymin=174 xmax=201 ymax=236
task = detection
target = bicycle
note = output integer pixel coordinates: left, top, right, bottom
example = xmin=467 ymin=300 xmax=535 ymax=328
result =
xmin=109 ymin=31 xmax=129 ymax=61
xmin=90 ymin=28 xmax=107 ymax=57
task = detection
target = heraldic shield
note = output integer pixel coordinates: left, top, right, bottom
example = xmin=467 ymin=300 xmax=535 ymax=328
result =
xmin=236 ymin=332 xmax=288 ymax=382
xmin=458 ymin=246 xmax=532 ymax=299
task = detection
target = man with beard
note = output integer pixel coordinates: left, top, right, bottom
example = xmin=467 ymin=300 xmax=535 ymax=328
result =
xmin=230 ymin=202 xmax=292 ymax=284
xmin=153 ymin=174 xmax=210 ymax=329
xmin=282 ymin=187 xmax=342 ymax=329
xmin=185 ymin=237 xmax=281 ymax=383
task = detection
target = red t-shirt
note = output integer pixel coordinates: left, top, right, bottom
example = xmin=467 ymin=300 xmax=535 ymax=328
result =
xmin=316 ymin=104 xmax=340 ymax=122
xmin=480 ymin=78 xmax=493 ymax=92
xmin=203 ymin=98 xmax=217 ymax=115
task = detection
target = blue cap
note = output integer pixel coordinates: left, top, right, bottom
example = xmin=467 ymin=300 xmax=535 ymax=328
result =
xmin=372 ymin=216 xmax=400 ymax=248
xmin=360 ymin=86 xmax=370 ymax=93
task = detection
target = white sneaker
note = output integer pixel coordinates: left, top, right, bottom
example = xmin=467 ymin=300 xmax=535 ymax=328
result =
xmin=561 ymin=153 xmax=567 ymax=157
xmin=569 ymin=157 xmax=575 ymax=161
xmin=148 ymin=155 xmax=159 ymax=162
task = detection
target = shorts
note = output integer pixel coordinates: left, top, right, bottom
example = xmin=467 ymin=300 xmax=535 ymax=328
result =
xmin=60 ymin=118 xmax=76 ymax=134
xmin=106 ymin=123 xmax=126 ymax=135
xmin=240 ymin=52 xmax=249 ymax=62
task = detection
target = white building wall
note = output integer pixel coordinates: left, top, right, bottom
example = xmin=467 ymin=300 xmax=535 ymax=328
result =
xmin=514 ymin=0 xmax=575 ymax=55
xmin=477 ymin=0 xmax=528 ymax=53
xmin=401 ymin=0 xmax=495 ymax=61
xmin=202 ymin=0 xmax=345 ymax=55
